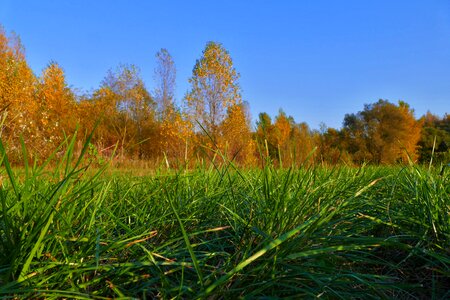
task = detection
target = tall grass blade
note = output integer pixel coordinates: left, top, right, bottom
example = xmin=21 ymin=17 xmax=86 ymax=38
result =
xmin=168 ymin=193 xmax=205 ymax=288
xmin=199 ymin=220 xmax=312 ymax=298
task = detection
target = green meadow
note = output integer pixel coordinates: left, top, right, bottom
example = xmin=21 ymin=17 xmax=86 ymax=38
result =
xmin=0 ymin=139 xmax=449 ymax=299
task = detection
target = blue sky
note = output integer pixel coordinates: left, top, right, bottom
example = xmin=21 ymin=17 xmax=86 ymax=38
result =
xmin=2 ymin=0 xmax=450 ymax=129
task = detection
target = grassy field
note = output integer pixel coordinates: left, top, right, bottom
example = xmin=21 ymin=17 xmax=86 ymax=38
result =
xmin=0 ymin=140 xmax=449 ymax=298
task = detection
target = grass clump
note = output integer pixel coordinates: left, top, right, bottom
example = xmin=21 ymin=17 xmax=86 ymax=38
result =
xmin=0 ymin=138 xmax=449 ymax=298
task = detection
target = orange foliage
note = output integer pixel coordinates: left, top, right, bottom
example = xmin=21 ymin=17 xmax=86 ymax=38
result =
xmin=220 ymin=103 xmax=256 ymax=165
xmin=342 ymin=100 xmax=423 ymax=164
xmin=0 ymin=25 xmax=432 ymax=167
xmin=0 ymin=27 xmax=38 ymax=160
xmin=159 ymin=107 xmax=193 ymax=165
xmin=36 ymin=62 xmax=76 ymax=151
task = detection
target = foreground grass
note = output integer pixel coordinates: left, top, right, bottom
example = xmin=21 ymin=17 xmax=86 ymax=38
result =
xmin=0 ymin=144 xmax=449 ymax=298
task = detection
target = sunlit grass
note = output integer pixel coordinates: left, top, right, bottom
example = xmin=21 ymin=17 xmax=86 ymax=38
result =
xmin=0 ymin=137 xmax=448 ymax=298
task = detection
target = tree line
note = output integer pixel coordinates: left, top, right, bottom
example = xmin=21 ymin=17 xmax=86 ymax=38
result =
xmin=1 ymin=26 xmax=449 ymax=167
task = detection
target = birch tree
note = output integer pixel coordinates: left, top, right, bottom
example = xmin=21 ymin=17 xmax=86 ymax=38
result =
xmin=185 ymin=41 xmax=241 ymax=142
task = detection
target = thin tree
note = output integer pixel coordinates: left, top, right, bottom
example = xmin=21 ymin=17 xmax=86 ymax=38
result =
xmin=154 ymin=48 xmax=176 ymax=119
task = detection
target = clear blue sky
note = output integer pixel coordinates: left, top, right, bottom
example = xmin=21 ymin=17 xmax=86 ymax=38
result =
xmin=2 ymin=0 xmax=449 ymax=129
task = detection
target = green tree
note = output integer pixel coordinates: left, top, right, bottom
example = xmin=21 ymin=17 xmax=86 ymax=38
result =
xmin=341 ymin=113 xmax=370 ymax=163
xmin=418 ymin=112 xmax=450 ymax=164
xmin=256 ymin=112 xmax=277 ymax=160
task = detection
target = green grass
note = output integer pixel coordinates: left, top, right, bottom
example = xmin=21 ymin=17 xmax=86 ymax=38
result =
xmin=0 ymin=138 xmax=449 ymax=298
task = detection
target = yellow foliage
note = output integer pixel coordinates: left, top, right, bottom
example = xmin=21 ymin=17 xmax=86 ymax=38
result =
xmin=185 ymin=41 xmax=241 ymax=140
xmin=159 ymin=106 xmax=193 ymax=163
xmin=0 ymin=27 xmax=38 ymax=161
xmin=220 ymin=103 xmax=256 ymax=166
xmin=36 ymin=62 xmax=77 ymax=149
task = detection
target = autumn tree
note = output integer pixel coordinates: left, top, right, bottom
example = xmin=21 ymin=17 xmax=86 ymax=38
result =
xmin=255 ymin=111 xmax=317 ymax=167
xmin=97 ymin=65 xmax=156 ymax=159
xmin=342 ymin=99 xmax=422 ymax=164
xmin=290 ymin=121 xmax=317 ymax=166
xmin=272 ymin=110 xmax=317 ymax=167
xmin=317 ymin=125 xmax=350 ymax=165
xmin=152 ymin=48 xmax=192 ymax=163
xmin=273 ymin=110 xmax=292 ymax=165
xmin=185 ymin=41 xmax=241 ymax=144
xmin=0 ymin=27 xmax=37 ymax=161
xmin=36 ymin=62 xmax=77 ymax=153
xmin=84 ymin=86 xmax=121 ymax=150
xmin=220 ymin=102 xmax=256 ymax=165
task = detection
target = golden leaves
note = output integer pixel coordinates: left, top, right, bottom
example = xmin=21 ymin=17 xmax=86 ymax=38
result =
xmin=185 ymin=41 xmax=242 ymax=139
xmin=220 ymin=103 xmax=255 ymax=165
